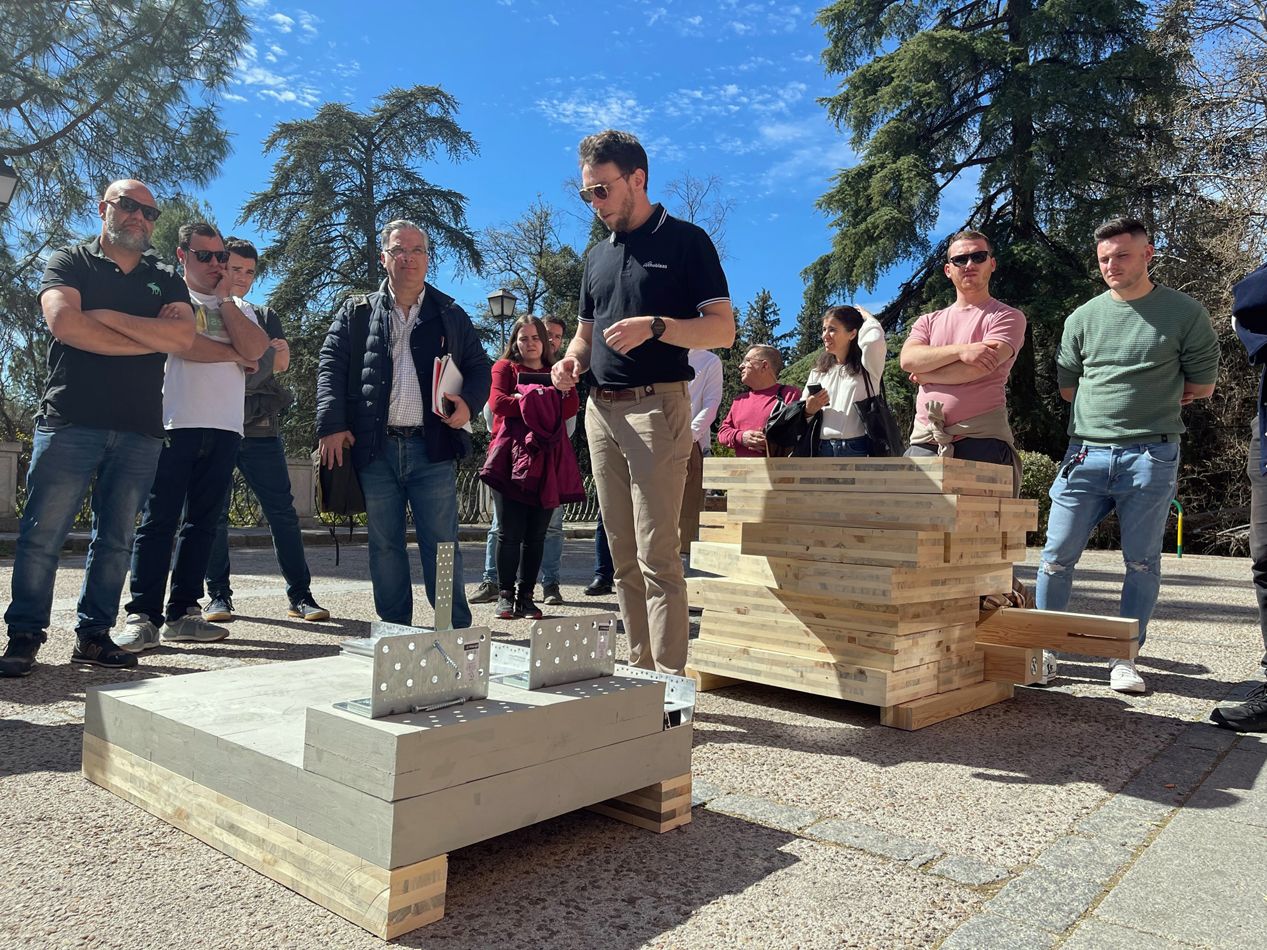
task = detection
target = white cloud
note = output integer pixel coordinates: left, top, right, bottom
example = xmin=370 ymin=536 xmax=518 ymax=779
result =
xmin=224 ymin=92 xmax=249 ymax=103
xmin=536 ymin=90 xmax=651 ymax=133
xmin=296 ymin=10 xmax=319 ymax=39
xmin=267 ymin=12 xmax=294 ymax=32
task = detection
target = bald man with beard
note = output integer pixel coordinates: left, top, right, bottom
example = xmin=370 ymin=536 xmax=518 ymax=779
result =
xmin=0 ymin=180 xmax=196 ymax=677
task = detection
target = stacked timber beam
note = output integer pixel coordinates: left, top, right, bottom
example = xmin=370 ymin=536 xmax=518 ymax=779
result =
xmin=688 ymin=456 xmax=1050 ymax=730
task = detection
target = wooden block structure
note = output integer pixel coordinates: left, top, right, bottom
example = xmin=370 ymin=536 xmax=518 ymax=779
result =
xmin=82 ymin=656 xmax=692 ymax=939
xmin=687 ymin=456 xmax=1133 ymax=730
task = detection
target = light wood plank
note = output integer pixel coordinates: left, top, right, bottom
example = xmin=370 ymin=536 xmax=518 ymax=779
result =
xmin=588 ymin=774 xmax=692 ymax=833
xmin=981 ymin=644 xmax=1044 ymax=685
xmin=724 ymin=489 xmax=1005 ymax=533
xmin=975 ymin=608 xmax=1139 ymax=659
xmin=702 ymin=455 xmax=1013 ymax=496
xmin=880 ymin=681 xmax=1014 ymax=731
xmin=82 ymin=734 xmax=446 ymax=939
xmin=936 ymin=650 xmax=986 ymax=692
xmin=740 ymin=521 xmax=950 ymax=568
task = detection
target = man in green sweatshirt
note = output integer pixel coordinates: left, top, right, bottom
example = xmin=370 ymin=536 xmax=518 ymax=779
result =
xmin=1036 ymin=217 xmax=1220 ymax=694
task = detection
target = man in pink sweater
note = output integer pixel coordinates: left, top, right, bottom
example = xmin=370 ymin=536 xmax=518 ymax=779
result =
xmin=718 ymin=345 xmax=801 ymax=457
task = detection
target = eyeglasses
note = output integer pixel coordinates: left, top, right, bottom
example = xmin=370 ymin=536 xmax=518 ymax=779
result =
xmin=106 ymin=195 xmax=162 ymax=222
xmin=182 ymin=247 xmax=231 ymax=264
xmin=384 ymin=246 xmax=428 ymax=259
xmin=578 ymin=174 xmax=629 ymax=204
xmin=948 ymin=250 xmax=991 ymax=267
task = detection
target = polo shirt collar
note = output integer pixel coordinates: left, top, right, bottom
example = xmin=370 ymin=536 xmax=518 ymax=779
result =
xmin=84 ymin=235 xmax=163 ymax=273
xmin=609 ymin=203 xmax=669 ymax=244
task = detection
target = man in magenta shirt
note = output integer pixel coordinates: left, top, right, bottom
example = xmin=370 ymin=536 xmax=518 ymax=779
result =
xmin=718 ymin=345 xmax=801 ymax=457
xmin=899 ymin=230 xmax=1026 ymax=474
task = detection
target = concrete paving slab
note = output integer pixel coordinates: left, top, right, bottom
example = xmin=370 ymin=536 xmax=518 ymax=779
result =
xmin=805 ymin=817 xmax=943 ymax=866
xmin=1061 ymin=918 xmax=1202 ymax=950
xmin=929 ymin=854 xmax=1010 ymax=886
xmin=1185 ymin=747 xmax=1267 ymax=828
xmin=939 ymin=911 xmax=1056 ymax=950
xmin=986 ymin=869 xmax=1107 ymax=933
xmin=705 ymin=792 xmax=818 ymax=833
xmin=1030 ymin=833 xmax=1135 ymax=883
xmin=1093 ymin=811 xmax=1267 ymax=948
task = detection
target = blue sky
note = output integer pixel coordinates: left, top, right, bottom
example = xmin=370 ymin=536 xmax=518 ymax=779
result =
xmin=195 ymin=0 xmax=944 ymax=332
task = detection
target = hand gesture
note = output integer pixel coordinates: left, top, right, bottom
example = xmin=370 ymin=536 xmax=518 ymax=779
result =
xmin=552 ymin=356 xmax=582 ymax=392
xmin=804 ymin=388 xmax=830 ymax=416
xmin=742 ymin=429 xmax=767 ymax=452
xmin=319 ymin=431 xmax=355 ymax=468
xmin=602 ymin=317 xmax=653 ymax=356
xmin=443 ymin=393 xmax=471 ymax=429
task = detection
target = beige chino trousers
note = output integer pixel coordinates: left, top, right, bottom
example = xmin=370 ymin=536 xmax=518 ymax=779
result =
xmin=585 ymin=382 xmax=693 ymax=674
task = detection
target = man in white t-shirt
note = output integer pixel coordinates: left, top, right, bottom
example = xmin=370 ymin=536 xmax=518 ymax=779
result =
xmin=118 ymin=222 xmax=270 ymax=650
xmin=681 ymin=348 xmax=722 ymax=552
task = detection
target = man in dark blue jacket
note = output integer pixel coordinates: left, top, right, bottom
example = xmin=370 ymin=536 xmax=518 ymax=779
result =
xmin=316 ymin=220 xmax=491 ymax=628
xmin=1213 ymin=263 xmax=1267 ymax=731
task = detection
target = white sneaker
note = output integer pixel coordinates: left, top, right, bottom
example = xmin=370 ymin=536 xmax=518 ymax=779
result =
xmin=162 ymin=607 xmax=229 ymax=643
xmin=1035 ymin=650 xmax=1059 ymax=685
xmin=1109 ymin=658 xmax=1146 ymax=694
xmin=115 ymin=614 xmax=161 ymax=653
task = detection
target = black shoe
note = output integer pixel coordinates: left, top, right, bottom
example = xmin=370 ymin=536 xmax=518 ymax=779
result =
xmin=541 ymin=583 xmax=564 ymax=606
xmin=495 ymin=592 xmax=518 ymax=620
xmin=71 ymin=634 xmax=138 ymax=670
xmin=1211 ymin=682 xmax=1267 ymax=732
xmin=288 ymin=596 xmax=330 ymax=621
xmin=584 ymin=577 xmax=614 ymax=596
xmin=0 ymin=632 xmax=46 ymax=678
xmin=517 ymin=596 xmax=543 ymax=621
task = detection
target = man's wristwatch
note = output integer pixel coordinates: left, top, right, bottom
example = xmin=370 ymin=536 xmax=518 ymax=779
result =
xmin=650 ymin=316 xmax=666 ymax=340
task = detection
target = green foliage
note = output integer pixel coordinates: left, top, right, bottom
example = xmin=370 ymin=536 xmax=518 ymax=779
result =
xmin=1018 ymin=449 xmax=1058 ymax=540
xmin=241 ymin=85 xmax=482 ymax=320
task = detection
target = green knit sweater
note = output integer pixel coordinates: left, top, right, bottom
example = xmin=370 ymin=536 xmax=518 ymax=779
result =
xmin=1056 ymin=285 xmax=1220 ymax=443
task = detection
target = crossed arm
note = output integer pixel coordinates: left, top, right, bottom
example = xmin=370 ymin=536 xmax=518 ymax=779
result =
xmin=43 ymin=286 xmax=196 ymax=356
xmin=900 ymin=338 xmax=1014 ymax=385
xmin=179 ymin=297 xmax=271 ymax=366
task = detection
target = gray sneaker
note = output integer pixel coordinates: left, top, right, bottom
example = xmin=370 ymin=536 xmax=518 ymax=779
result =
xmin=162 ymin=607 xmax=229 ymax=643
xmin=469 ymin=580 xmax=499 ymax=604
xmin=115 ymin=614 xmax=162 ymax=653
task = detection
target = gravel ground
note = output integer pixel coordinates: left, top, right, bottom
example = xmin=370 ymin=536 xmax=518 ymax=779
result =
xmin=0 ymin=541 xmax=1259 ymax=949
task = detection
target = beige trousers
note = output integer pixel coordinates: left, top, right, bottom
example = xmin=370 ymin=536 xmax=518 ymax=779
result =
xmin=585 ymin=383 xmax=693 ymax=674
xmin=679 ymin=442 xmax=705 ymax=555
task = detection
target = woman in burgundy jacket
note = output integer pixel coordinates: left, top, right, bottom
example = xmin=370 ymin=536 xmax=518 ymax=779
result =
xmin=484 ymin=316 xmax=580 ymax=620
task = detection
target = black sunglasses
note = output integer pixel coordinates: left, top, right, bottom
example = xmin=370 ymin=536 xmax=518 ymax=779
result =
xmin=948 ymin=250 xmax=991 ymax=267
xmin=578 ymin=174 xmax=629 ymax=204
xmin=106 ymin=195 xmax=162 ymax=222
xmin=182 ymin=246 xmax=231 ymax=264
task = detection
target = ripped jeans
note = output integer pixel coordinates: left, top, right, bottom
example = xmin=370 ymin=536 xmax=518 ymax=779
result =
xmin=1035 ymin=441 xmax=1179 ymax=647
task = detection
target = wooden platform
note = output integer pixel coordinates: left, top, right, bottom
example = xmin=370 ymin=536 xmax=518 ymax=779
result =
xmin=688 ymin=457 xmax=1134 ymax=730
xmin=82 ymin=655 xmax=692 ymax=937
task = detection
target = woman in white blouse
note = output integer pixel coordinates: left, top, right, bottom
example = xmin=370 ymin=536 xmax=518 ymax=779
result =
xmin=802 ymin=305 xmax=886 ymax=457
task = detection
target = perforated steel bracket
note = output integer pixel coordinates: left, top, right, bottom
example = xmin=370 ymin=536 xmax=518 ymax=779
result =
xmin=433 ymin=541 xmax=455 ymax=632
xmin=334 ymin=624 xmax=491 ymax=718
xmin=488 ymin=612 xmax=616 ymax=690
xmin=614 ymin=663 xmax=697 ymax=724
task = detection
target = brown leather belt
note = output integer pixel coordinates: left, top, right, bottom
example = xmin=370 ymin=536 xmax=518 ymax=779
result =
xmin=593 ymin=384 xmax=661 ymax=401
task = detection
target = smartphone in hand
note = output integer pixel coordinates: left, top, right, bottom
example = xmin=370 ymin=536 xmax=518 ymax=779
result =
xmin=807 ymin=383 xmax=823 ymax=395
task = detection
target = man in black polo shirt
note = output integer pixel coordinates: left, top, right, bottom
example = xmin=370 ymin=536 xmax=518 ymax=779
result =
xmin=0 ymin=179 xmax=195 ymax=677
xmin=552 ymin=130 xmax=734 ymax=675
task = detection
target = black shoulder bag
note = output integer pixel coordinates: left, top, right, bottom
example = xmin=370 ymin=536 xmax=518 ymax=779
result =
xmin=856 ymin=368 xmax=904 ymax=457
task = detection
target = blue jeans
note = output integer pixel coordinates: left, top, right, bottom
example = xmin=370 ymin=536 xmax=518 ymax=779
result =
xmin=128 ymin=427 xmax=242 ymax=624
xmin=358 ymin=433 xmax=471 ymax=628
xmin=541 ymin=506 xmax=565 ymax=586
xmin=818 ymin=436 xmax=871 ymax=457
xmin=1035 ymin=441 xmax=1180 ymax=647
xmin=593 ymin=510 xmax=613 ymax=583
xmin=487 ymin=494 xmax=563 ymax=585
xmin=5 ymin=421 xmax=162 ymax=639
xmin=206 ymin=436 xmax=312 ymax=603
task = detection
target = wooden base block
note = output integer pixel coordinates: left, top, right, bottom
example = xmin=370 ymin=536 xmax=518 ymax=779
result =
xmin=589 ymin=773 xmax=692 ymax=833
xmin=881 ymin=681 xmax=1014 ymax=731
xmin=688 ymin=639 xmax=940 ymax=706
xmin=975 ymin=608 xmax=1139 ymax=659
xmin=723 ymin=489 xmax=1004 ymax=533
xmin=687 ymin=667 xmax=744 ymax=691
xmin=82 ymin=733 xmax=446 ymax=939
xmin=936 ymin=649 xmax=985 ymax=692
xmin=982 ymin=644 xmax=1044 ymax=685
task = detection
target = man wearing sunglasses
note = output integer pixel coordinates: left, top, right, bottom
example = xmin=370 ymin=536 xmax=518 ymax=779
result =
xmin=1 ymin=180 xmax=196 ymax=677
xmin=1036 ymin=217 xmax=1219 ymax=695
xmin=552 ymin=129 xmax=735 ymax=676
xmin=900 ymin=231 xmax=1027 ymax=479
xmin=118 ymin=222 xmax=271 ymax=652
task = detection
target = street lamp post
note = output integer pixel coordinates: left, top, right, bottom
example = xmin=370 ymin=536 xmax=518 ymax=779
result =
xmin=487 ymin=287 xmax=518 ymax=351
xmin=0 ymin=161 xmax=19 ymax=211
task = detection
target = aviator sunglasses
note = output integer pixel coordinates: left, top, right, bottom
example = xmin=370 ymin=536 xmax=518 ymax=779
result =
xmin=182 ymin=246 xmax=231 ymax=264
xmin=106 ymin=195 xmax=162 ymax=222
xmin=948 ymin=250 xmax=991 ymax=267
xmin=578 ymin=173 xmax=630 ymax=204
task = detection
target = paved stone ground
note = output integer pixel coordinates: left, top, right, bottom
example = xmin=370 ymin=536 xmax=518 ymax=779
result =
xmin=0 ymin=541 xmax=1263 ymax=949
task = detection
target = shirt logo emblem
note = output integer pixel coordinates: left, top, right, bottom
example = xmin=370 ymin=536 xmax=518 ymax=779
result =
xmin=147 ymin=282 xmax=160 ymax=295
xmin=643 ymin=262 xmax=669 ymax=270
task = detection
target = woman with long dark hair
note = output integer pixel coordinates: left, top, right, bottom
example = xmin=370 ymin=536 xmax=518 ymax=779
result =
xmin=485 ymin=315 xmax=579 ymax=620
xmin=802 ymin=305 xmax=886 ymax=456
